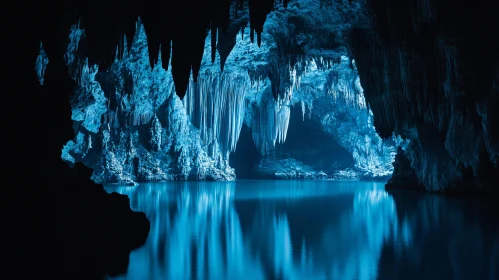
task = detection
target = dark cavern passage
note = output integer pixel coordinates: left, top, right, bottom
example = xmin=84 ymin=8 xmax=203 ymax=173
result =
xmin=229 ymin=124 xmax=261 ymax=178
xmin=230 ymin=105 xmax=355 ymax=179
xmin=273 ymin=105 xmax=354 ymax=174
xmin=13 ymin=0 xmax=499 ymax=279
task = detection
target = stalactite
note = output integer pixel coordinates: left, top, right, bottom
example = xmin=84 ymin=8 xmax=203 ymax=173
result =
xmin=301 ymin=100 xmax=305 ymax=121
xmin=318 ymin=56 xmax=367 ymax=111
xmin=183 ymin=72 xmax=249 ymax=159
xmin=251 ymin=89 xmax=291 ymax=155
xmin=131 ymin=111 xmax=154 ymax=126
xmin=275 ymin=99 xmax=291 ymax=144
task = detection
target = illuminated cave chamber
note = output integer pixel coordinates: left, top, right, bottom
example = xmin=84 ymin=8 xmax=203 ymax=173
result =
xmin=52 ymin=0 xmax=404 ymax=184
xmin=235 ymin=56 xmax=404 ymax=180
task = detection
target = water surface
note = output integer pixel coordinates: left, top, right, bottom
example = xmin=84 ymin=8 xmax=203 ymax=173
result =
xmin=104 ymin=180 xmax=499 ymax=280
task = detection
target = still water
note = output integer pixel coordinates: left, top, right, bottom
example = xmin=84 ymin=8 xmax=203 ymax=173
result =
xmin=104 ymin=180 xmax=499 ymax=280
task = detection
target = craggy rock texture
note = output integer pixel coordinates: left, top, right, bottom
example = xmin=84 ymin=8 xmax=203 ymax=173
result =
xmin=351 ymin=0 xmax=499 ymax=192
xmin=256 ymin=158 xmax=328 ymax=179
xmin=32 ymin=0 xmax=498 ymax=191
xmin=290 ymin=56 xmax=405 ymax=180
xmin=62 ymin=23 xmax=237 ymax=184
xmin=60 ymin=1 xmax=402 ymax=183
xmin=386 ymin=147 xmax=424 ymax=191
xmin=243 ymin=2 xmax=403 ymax=179
xmin=245 ymin=56 xmax=405 ymax=180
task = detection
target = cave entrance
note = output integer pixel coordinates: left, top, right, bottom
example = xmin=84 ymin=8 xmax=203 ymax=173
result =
xmin=274 ymin=105 xmax=354 ymax=174
xmin=229 ymin=124 xmax=260 ymax=178
xmin=229 ymin=105 xmax=354 ymax=179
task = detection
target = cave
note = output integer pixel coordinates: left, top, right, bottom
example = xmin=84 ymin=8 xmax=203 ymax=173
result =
xmin=229 ymin=124 xmax=260 ymax=178
xmin=14 ymin=0 xmax=499 ymax=278
xmin=274 ymin=105 xmax=354 ymax=173
xmin=230 ymin=105 xmax=355 ymax=179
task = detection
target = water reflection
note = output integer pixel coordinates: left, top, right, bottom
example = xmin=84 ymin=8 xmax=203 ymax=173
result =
xmin=105 ymin=181 xmax=499 ymax=280
xmin=377 ymin=192 xmax=499 ymax=280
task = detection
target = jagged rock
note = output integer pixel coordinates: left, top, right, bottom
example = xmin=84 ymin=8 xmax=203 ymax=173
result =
xmin=385 ymin=147 xmax=425 ymax=191
xmin=32 ymin=0 xmax=499 ymax=192
xmin=244 ymin=54 xmax=404 ymax=179
xmin=351 ymin=0 xmax=499 ymax=192
xmin=60 ymin=3 xmax=400 ymax=184
xmin=331 ymin=168 xmax=360 ymax=180
xmin=62 ymin=22 xmax=237 ymax=184
xmin=256 ymin=158 xmax=328 ymax=180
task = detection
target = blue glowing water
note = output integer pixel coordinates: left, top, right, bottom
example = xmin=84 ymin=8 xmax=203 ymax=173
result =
xmin=104 ymin=180 xmax=499 ymax=280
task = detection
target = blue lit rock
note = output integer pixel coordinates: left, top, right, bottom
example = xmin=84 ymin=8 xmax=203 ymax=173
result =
xmin=62 ymin=22 xmax=236 ymax=184
xmin=291 ymin=56 xmax=405 ymax=179
xmin=256 ymin=158 xmax=328 ymax=180
xmin=35 ymin=42 xmax=48 ymax=85
xmin=61 ymin=1 xmax=403 ymax=183
xmin=240 ymin=1 xmax=403 ymax=180
xmin=305 ymin=59 xmax=406 ymax=178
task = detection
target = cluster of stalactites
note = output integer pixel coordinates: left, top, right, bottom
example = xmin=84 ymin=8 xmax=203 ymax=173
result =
xmin=248 ymin=62 xmax=296 ymax=155
xmin=130 ymin=112 xmax=155 ymax=126
xmin=251 ymin=92 xmax=291 ymax=155
xmin=183 ymin=72 xmax=249 ymax=159
xmin=325 ymin=73 xmax=366 ymax=110
xmin=310 ymin=56 xmax=343 ymax=71
xmin=299 ymin=56 xmax=367 ymax=110
xmin=249 ymin=71 xmax=268 ymax=93
xmin=58 ymin=0 xmax=283 ymax=100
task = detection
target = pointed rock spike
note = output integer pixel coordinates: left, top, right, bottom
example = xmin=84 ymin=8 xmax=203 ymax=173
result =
xmin=211 ymin=23 xmax=217 ymax=63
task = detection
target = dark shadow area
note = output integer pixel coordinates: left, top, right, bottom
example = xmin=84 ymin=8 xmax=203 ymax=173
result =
xmin=351 ymin=0 xmax=499 ymax=192
xmin=229 ymin=124 xmax=260 ymax=178
xmin=377 ymin=191 xmax=499 ymax=280
xmin=385 ymin=147 xmax=425 ymax=191
xmin=275 ymin=105 xmax=354 ymax=172
xmin=11 ymin=4 xmax=150 ymax=278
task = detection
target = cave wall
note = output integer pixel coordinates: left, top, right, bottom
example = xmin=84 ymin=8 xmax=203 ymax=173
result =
xmin=236 ymin=1 xmax=403 ymax=180
xmin=350 ymin=0 xmax=499 ymax=192
xmin=32 ymin=0 xmax=499 ymax=189
xmin=60 ymin=23 xmax=238 ymax=184
xmin=242 ymin=53 xmax=404 ymax=180
xmin=292 ymin=56 xmax=405 ymax=179
xmin=46 ymin=0 xmax=406 ymax=183
xmin=35 ymin=0 xmax=413 ymax=184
